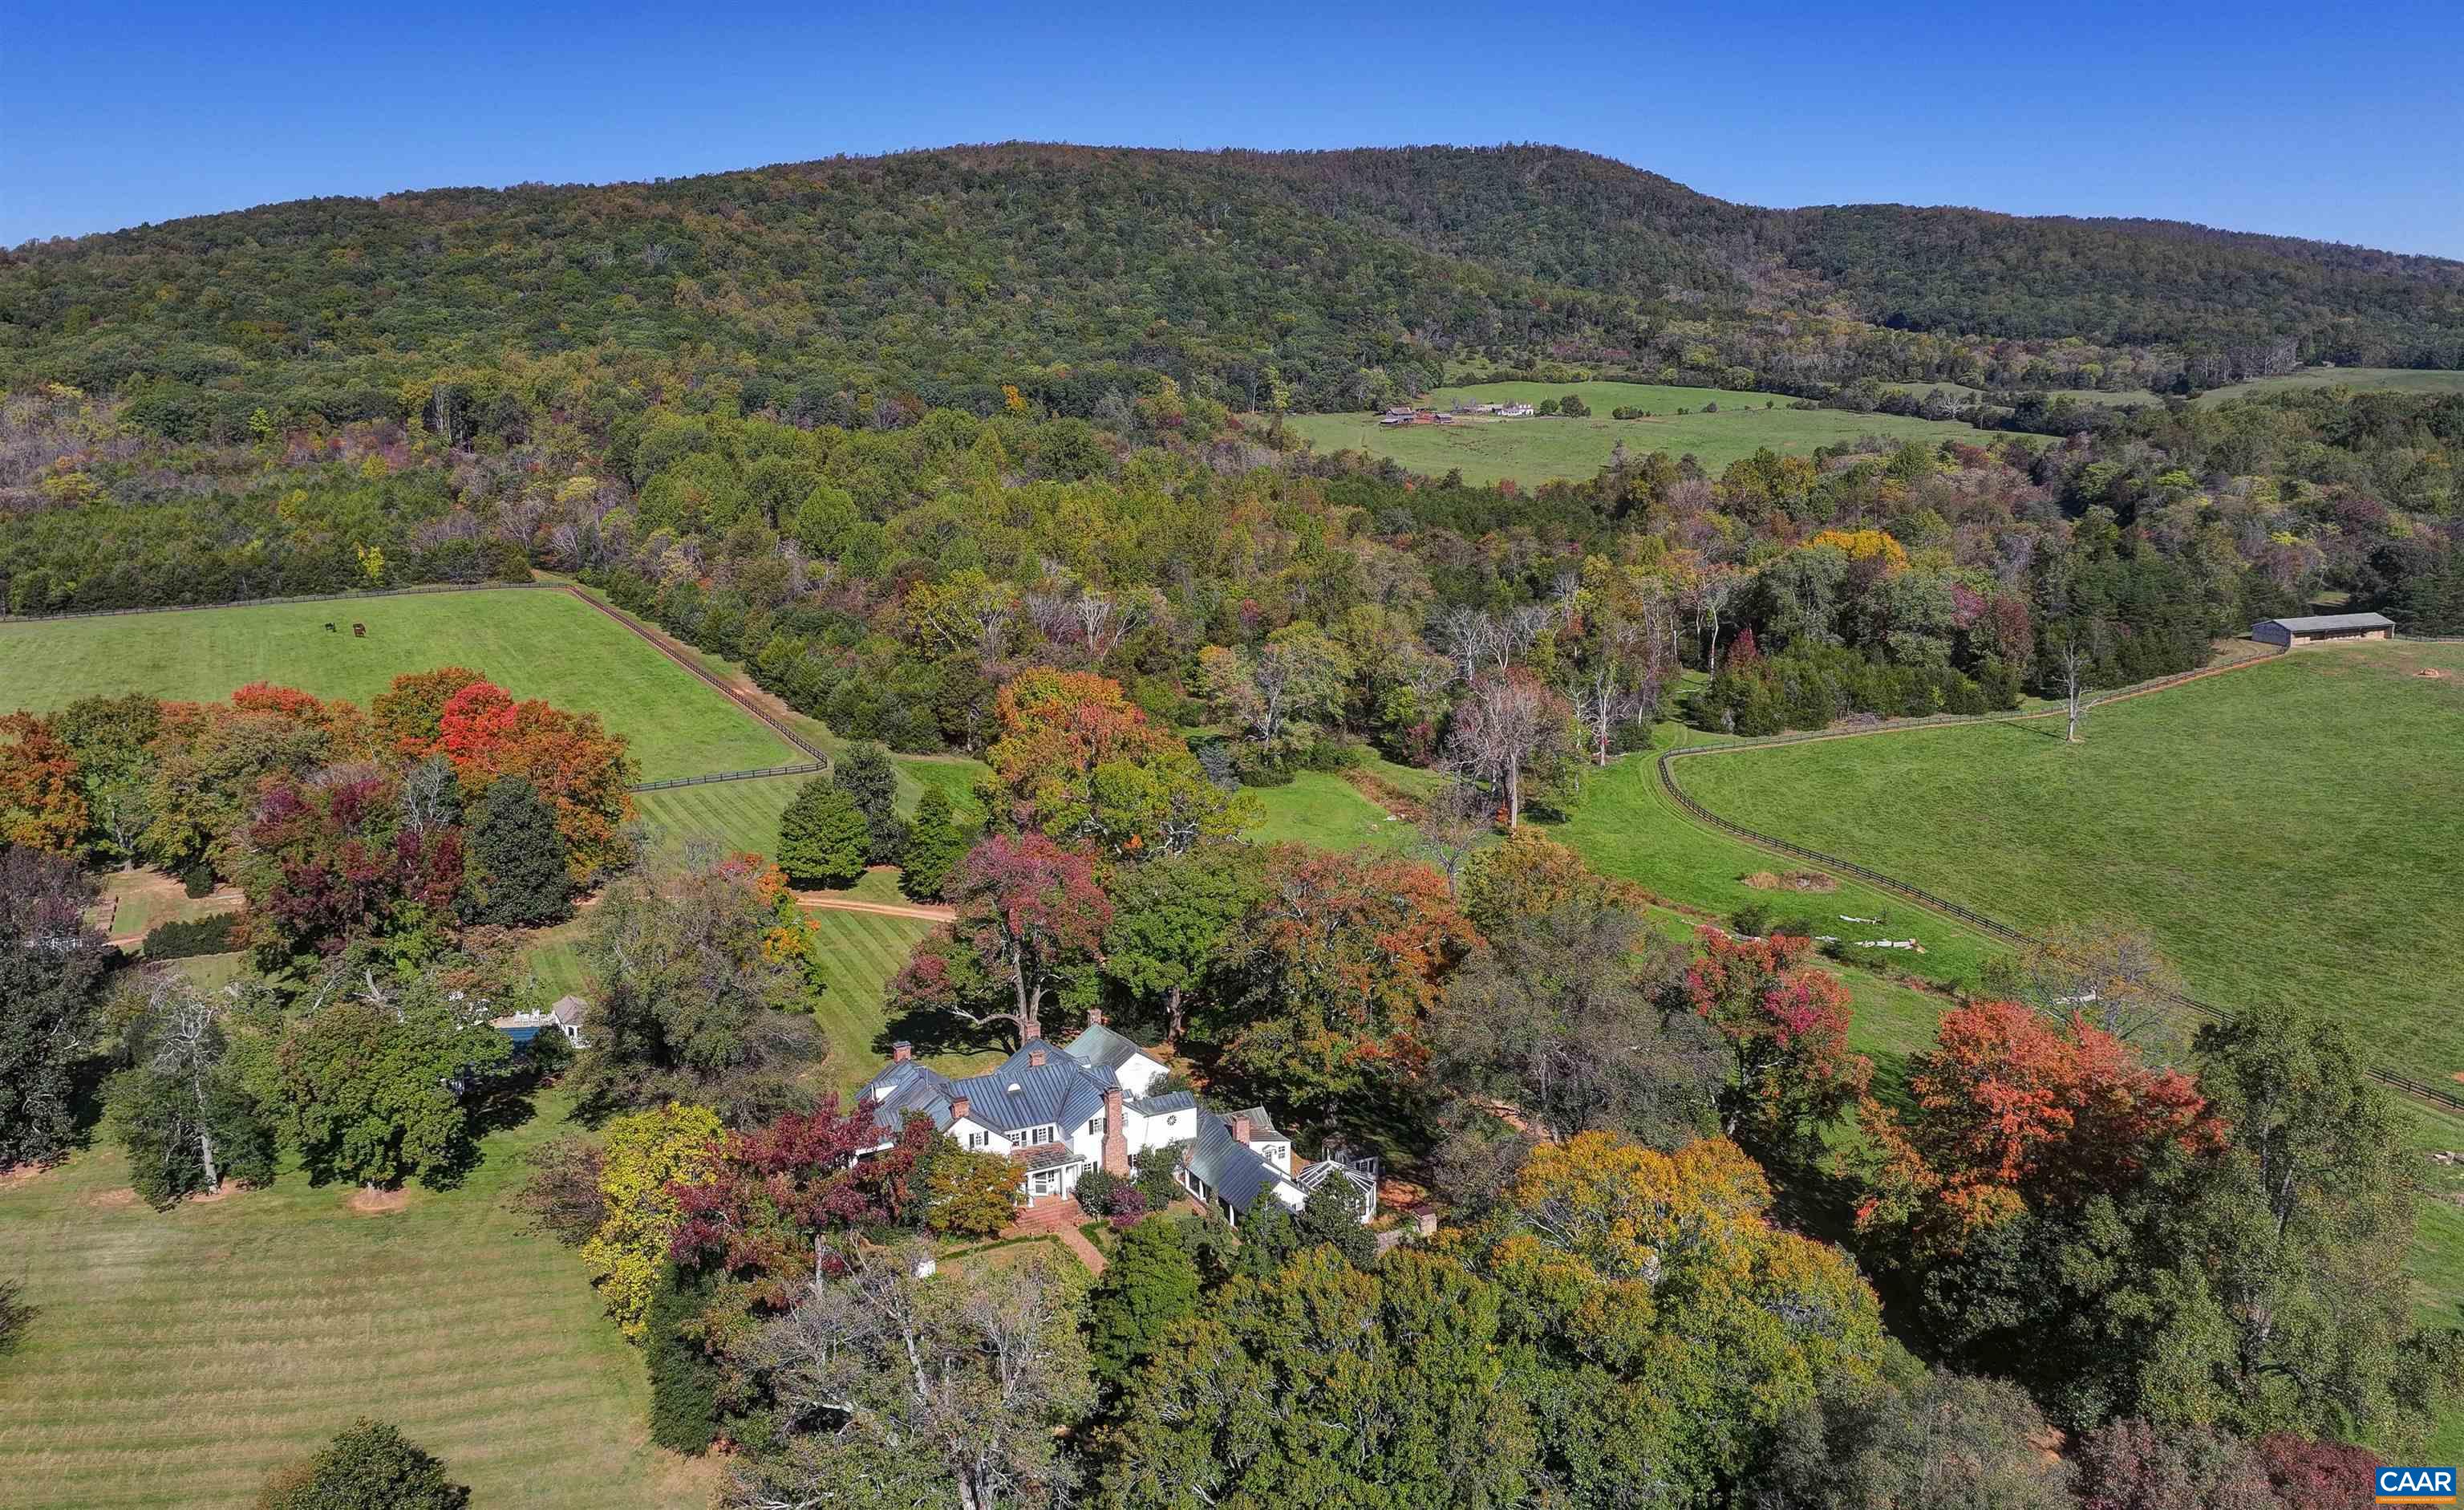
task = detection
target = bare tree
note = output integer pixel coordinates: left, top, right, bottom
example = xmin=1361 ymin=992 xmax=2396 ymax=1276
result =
xmin=1994 ymin=920 xmax=2186 ymax=1046
xmin=1551 ymin=567 xmax=1584 ymax=629
xmin=133 ymin=975 xmax=233 ymax=1191
xmin=397 ymin=756 xmax=458 ymax=837
xmin=1501 ymin=603 xmax=1555 ymax=668
xmin=1447 ymin=669 xmax=1572 ymax=830
xmin=1433 ymin=606 xmax=1497 ymax=685
xmin=1691 ymin=568 xmax=1745 ymax=673
xmin=731 ymin=1238 xmax=1092 ymax=1510
xmin=2057 ymin=637 xmax=2099 ymax=743
xmin=1413 ymin=778 xmax=1489 ymax=898
xmin=1566 ymin=658 xmax=1658 ymax=769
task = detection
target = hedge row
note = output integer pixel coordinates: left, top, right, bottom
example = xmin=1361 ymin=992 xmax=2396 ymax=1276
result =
xmin=143 ymin=912 xmax=241 ymax=960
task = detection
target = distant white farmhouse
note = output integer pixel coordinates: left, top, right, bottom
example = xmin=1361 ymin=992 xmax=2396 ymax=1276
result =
xmin=854 ymin=1012 xmax=1375 ymax=1223
xmin=1497 ymin=402 xmax=1536 ymax=417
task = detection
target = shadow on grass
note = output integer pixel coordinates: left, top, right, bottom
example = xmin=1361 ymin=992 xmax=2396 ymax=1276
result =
xmin=871 ymin=1007 xmax=1012 ymax=1064
xmin=1983 ymin=714 xmax=2069 ymax=743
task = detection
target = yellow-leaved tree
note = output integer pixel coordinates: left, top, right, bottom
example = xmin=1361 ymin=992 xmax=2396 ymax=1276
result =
xmin=1475 ymin=1131 xmax=1887 ymax=1501
xmin=578 ymin=1102 xmax=723 ymax=1339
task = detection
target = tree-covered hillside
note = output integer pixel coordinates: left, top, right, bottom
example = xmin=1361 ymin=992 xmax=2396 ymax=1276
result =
xmin=4 ymin=143 xmax=2461 ymax=447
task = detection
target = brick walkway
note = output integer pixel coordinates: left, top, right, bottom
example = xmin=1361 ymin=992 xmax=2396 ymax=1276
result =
xmin=1002 ymin=1195 xmax=1107 ymax=1275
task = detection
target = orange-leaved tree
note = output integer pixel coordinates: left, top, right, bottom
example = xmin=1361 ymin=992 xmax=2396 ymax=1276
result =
xmin=1855 ymin=997 xmax=2222 ymax=1257
xmin=979 ymin=668 xmax=1248 ymax=858
xmin=1214 ymin=843 xmax=1477 ymax=1119
xmin=427 ymin=676 xmax=636 ymax=879
xmin=0 ymin=712 xmax=87 ymax=853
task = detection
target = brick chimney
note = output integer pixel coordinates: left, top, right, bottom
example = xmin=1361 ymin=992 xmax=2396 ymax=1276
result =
xmin=1101 ymin=1086 xmax=1129 ymax=1176
xmin=949 ymin=1095 xmax=971 ymax=1122
xmin=1230 ymin=1113 xmax=1252 ymax=1144
xmin=1085 ymin=1008 xmax=1104 ymax=1027
xmin=1027 ymin=1046 xmax=1047 ymax=1069
xmin=892 ymin=1041 xmax=912 ymax=1062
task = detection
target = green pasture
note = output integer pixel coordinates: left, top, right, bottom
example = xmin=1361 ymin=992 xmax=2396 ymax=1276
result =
xmin=2196 ymin=367 xmax=2464 ymax=406
xmin=0 ymin=1094 xmax=696 ymax=1510
xmin=0 ymin=589 xmax=797 ymax=782
xmin=1243 ymin=771 xmax=1420 ymax=854
xmin=1671 ymin=640 xmax=2464 ymax=1074
xmin=1281 ymin=380 xmax=1997 ymax=485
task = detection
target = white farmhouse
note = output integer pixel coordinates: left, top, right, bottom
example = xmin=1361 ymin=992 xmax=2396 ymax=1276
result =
xmin=854 ymin=1011 xmax=1375 ymax=1224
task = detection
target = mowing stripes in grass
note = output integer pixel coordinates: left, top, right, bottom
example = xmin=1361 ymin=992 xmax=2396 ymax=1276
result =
xmin=802 ymin=907 xmax=1007 ymax=1097
xmin=0 ymin=1101 xmax=696 ymax=1510
xmin=631 ymin=774 xmax=808 ymax=863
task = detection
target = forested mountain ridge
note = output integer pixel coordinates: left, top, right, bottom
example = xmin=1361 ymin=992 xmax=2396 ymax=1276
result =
xmin=3 ymin=142 xmax=2461 ymax=445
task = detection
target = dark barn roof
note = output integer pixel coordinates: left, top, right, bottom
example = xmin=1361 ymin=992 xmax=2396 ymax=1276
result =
xmin=2257 ymin=612 xmax=2394 ymax=632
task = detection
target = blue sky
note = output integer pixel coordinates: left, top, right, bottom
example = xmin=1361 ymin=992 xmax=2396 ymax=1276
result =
xmin=6 ymin=1 xmax=2459 ymax=255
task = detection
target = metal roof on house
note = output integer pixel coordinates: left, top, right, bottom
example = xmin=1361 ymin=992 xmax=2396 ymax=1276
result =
xmin=2258 ymin=612 xmax=2394 ymax=631
xmin=946 ymin=1044 xmax=1109 ymax=1134
xmin=1181 ymin=1110 xmax=1291 ymax=1215
xmin=1129 ymin=1090 xmax=1195 ymax=1117
xmin=1062 ymin=1023 xmax=1154 ymax=1077
xmin=1229 ymin=1106 xmax=1282 ymax=1139
xmin=858 ymin=1059 xmax=962 ymax=1134
xmin=861 ymin=1041 xmax=1114 ymax=1139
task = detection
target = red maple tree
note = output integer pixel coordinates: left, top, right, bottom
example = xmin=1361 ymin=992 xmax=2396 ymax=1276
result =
xmin=1858 ymin=997 xmax=2223 ymax=1253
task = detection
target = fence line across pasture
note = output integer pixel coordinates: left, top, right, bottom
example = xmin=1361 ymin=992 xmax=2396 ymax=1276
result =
xmin=552 ymin=585 xmax=835 ymax=765
xmin=0 ymin=580 xmax=555 ymax=623
xmin=630 ymin=761 xmax=825 ymax=793
xmin=1652 ymin=687 xmax=2464 ymax=1116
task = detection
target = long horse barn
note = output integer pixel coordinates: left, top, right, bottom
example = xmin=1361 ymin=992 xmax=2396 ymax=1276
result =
xmin=2251 ymin=612 xmax=2395 ymax=647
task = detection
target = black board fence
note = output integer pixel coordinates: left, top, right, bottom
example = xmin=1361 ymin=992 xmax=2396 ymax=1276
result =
xmin=631 ymin=761 xmax=825 ymax=793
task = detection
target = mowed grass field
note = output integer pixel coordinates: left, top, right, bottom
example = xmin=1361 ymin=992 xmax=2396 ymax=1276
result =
xmin=1244 ymin=771 xmax=1420 ymax=854
xmin=518 ymin=872 xmax=974 ymax=1101
xmin=0 ymin=1097 xmax=702 ymax=1510
xmin=1672 ymin=640 xmax=2464 ymax=1073
xmin=1280 ymin=380 xmax=2000 ymax=486
xmin=633 ymin=760 xmax=990 ymax=865
xmin=0 ymin=589 xmax=797 ymax=782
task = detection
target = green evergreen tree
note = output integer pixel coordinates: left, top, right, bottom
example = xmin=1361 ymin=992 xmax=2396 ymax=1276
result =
xmin=257 ymin=1418 xmax=470 ymax=1510
xmin=464 ymin=775 xmax=572 ymax=927
xmin=833 ymin=741 xmax=906 ymax=864
xmin=645 ymin=1263 xmax=721 ymax=1454
xmin=1086 ymin=1216 xmax=1202 ymax=1395
xmin=776 ymin=778 xmax=869 ymax=889
xmin=898 ymin=785 xmax=966 ymax=900
xmin=1294 ymin=1175 xmax=1377 ymax=1268
xmin=1231 ymin=1201 xmax=1303 ymax=1280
